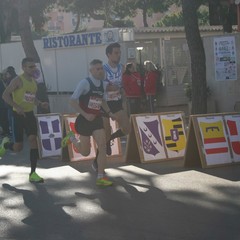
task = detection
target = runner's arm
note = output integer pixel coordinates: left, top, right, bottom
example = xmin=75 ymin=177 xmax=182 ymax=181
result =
xmin=2 ymin=77 xmax=24 ymax=114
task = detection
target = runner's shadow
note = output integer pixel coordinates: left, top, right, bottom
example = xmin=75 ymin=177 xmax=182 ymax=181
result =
xmin=2 ymin=183 xmax=81 ymax=239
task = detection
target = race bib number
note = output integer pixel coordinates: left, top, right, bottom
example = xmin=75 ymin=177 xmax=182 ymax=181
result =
xmin=88 ymin=96 xmax=102 ymax=110
xmin=106 ymin=90 xmax=121 ymax=101
xmin=23 ymin=92 xmax=36 ymax=103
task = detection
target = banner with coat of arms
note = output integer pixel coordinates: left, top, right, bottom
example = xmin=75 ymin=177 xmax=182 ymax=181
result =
xmin=197 ymin=116 xmax=232 ymax=165
xmin=224 ymin=115 xmax=240 ymax=162
xmin=184 ymin=113 xmax=240 ymax=169
xmin=129 ymin=112 xmax=187 ymax=163
xmin=36 ymin=114 xmax=62 ymax=158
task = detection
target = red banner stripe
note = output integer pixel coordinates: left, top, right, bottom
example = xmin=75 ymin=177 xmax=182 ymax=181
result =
xmin=206 ymin=147 xmax=228 ymax=154
xmin=227 ymin=120 xmax=238 ymax=135
xmin=204 ymin=137 xmax=226 ymax=144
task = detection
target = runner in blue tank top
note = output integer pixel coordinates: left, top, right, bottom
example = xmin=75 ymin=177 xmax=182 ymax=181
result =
xmin=102 ymin=43 xmax=131 ymax=155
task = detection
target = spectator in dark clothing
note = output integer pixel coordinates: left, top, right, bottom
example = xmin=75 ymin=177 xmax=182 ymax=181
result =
xmin=0 ymin=66 xmax=17 ymax=137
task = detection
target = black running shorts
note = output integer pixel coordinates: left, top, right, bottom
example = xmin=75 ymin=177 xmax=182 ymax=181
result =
xmin=12 ymin=111 xmax=37 ymax=142
xmin=74 ymin=114 xmax=104 ymax=136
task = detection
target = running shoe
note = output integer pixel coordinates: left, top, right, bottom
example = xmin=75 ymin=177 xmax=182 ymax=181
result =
xmin=0 ymin=147 xmax=6 ymax=157
xmin=0 ymin=137 xmax=10 ymax=157
xmin=29 ymin=172 xmax=44 ymax=183
xmin=61 ymin=131 xmax=75 ymax=148
xmin=0 ymin=136 xmax=10 ymax=148
xmin=96 ymin=177 xmax=113 ymax=187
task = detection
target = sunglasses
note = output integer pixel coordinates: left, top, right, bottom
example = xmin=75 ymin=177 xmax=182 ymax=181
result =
xmin=27 ymin=65 xmax=36 ymax=69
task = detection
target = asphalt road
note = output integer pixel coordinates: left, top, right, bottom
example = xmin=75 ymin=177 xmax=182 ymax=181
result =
xmin=1 ymin=140 xmax=240 ymax=240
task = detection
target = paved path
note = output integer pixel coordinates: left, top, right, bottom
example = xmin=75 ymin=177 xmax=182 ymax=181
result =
xmin=1 ymin=144 xmax=240 ymax=240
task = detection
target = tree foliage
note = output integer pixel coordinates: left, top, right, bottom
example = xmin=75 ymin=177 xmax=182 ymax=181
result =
xmin=0 ymin=0 xmax=18 ymax=43
xmin=155 ymin=6 xmax=209 ymax=27
xmin=133 ymin=0 xmax=175 ymax=27
xmin=0 ymin=0 xmax=56 ymax=43
xmin=0 ymin=0 xmax=53 ymax=112
xmin=56 ymin=0 xmax=137 ymax=29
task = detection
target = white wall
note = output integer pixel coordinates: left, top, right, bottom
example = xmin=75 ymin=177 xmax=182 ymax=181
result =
xmin=0 ymin=37 xmax=135 ymax=94
xmin=0 ymin=40 xmax=109 ymax=93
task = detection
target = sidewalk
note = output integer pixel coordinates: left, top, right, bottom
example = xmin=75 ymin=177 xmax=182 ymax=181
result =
xmin=1 ymin=139 xmax=240 ymax=240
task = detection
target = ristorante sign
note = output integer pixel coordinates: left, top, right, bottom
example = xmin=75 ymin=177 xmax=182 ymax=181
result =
xmin=42 ymin=29 xmax=119 ymax=49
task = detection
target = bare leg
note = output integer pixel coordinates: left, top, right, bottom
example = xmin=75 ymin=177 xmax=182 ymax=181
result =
xmin=113 ymin=109 xmax=131 ymax=135
xmin=92 ymin=129 xmax=107 ymax=175
xmin=103 ymin=116 xmax=111 ymax=142
xmin=71 ymin=135 xmax=91 ymax=156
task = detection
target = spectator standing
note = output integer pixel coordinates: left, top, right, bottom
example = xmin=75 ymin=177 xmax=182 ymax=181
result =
xmin=143 ymin=61 xmax=159 ymax=113
xmin=0 ymin=72 xmax=10 ymax=137
xmin=122 ymin=62 xmax=143 ymax=114
xmin=0 ymin=66 xmax=17 ymax=137
xmin=1 ymin=66 xmax=17 ymax=136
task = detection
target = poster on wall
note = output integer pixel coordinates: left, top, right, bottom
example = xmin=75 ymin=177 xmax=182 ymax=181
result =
xmin=160 ymin=113 xmax=187 ymax=158
xmin=135 ymin=115 xmax=166 ymax=161
xmin=36 ymin=114 xmax=62 ymax=158
xmin=224 ymin=114 xmax=240 ymax=162
xmin=197 ymin=116 xmax=232 ymax=165
xmin=214 ymin=36 xmax=237 ymax=81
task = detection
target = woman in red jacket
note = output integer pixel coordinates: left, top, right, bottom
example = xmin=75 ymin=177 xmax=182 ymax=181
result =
xmin=144 ymin=61 xmax=159 ymax=113
xmin=122 ymin=62 xmax=143 ymax=114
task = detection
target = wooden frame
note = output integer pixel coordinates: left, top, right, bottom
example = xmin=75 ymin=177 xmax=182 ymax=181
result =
xmin=125 ymin=111 xmax=187 ymax=163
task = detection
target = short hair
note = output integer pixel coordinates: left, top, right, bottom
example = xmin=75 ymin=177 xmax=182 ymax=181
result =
xmin=125 ymin=62 xmax=133 ymax=75
xmin=22 ymin=57 xmax=35 ymax=66
xmin=105 ymin=42 xmax=120 ymax=56
xmin=6 ymin=66 xmax=17 ymax=78
xmin=90 ymin=59 xmax=102 ymax=67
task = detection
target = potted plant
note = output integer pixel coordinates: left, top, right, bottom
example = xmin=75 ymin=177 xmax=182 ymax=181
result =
xmin=184 ymin=83 xmax=212 ymax=101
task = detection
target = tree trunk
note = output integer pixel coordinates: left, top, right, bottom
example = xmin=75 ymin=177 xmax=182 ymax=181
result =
xmin=182 ymin=0 xmax=207 ymax=114
xmin=103 ymin=0 xmax=112 ymax=27
xmin=73 ymin=11 xmax=81 ymax=33
xmin=142 ymin=4 xmax=148 ymax=27
xmin=0 ymin=2 xmax=13 ymax=43
xmin=16 ymin=0 xmax=50 ymax=113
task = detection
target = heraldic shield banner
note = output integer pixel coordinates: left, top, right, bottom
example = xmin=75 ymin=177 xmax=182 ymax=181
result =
xmin=184 ymin=113 xmax=240 ymax=168
xmin=36 ymin=114 xmax=63 ymax=158
xmin=126 ymin=112 xmax=187 ymax=163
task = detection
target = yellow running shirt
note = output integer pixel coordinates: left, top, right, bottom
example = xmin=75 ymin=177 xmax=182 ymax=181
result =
xmin=13 ymin=74 xmax=37 ymax=112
